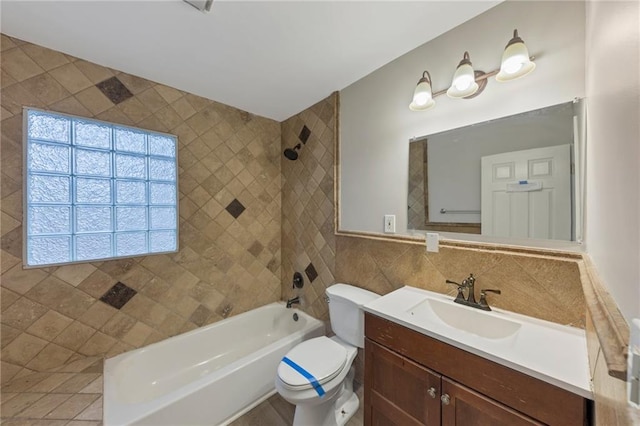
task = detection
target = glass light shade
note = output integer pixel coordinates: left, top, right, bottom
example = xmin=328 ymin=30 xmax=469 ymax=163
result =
xmin=447 ymin=52 xmax=479 ymax=98
xmin=409 ymin=71 xmax=435 ymax=111
xmin=496 ymin=30 xmax=536 ymax=82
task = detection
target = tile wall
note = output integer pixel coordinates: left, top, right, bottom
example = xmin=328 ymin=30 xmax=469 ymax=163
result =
xmin=1 ymin=34 xmax=283 ymax=384
xmin=407 ymin=140 xmax=426 ymax=230
xmin=280 ymin=93 xmax=337 ymax=321
xmin=335 ymin=236 xmax=586 ymax=327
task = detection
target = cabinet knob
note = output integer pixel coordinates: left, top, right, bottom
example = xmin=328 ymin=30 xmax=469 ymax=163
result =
xmin=440 ymin=394 xmax=450 ymax=405
xmin=427 ymin=387 xmax=437 ymax=398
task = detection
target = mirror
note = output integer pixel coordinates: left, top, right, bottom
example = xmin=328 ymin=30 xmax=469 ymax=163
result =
xmin=408 ymin=99 xmax=585 ymax=242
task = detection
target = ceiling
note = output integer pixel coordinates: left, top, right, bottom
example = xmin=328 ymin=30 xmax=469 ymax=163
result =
xmin=1 ymin=1 xmax=499 ymax=122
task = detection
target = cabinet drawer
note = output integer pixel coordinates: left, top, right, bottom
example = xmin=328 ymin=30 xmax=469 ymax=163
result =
xmin=365 ymin=313 xmax=589 ymax=426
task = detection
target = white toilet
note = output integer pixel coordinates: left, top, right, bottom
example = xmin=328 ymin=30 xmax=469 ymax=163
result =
xmin=275 ymin=284 xmax=379 ymax=426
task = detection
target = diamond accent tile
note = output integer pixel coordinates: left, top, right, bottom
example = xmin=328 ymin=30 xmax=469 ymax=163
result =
xmin=96 ymin=77 xmax=133 ymax=105
xmin=225 ymin=198 xmax=246 ymax=219
xmin=299 ymin=125 xmax=311 ymax=144
xmin=99 ymin=282 xmax=137 ymax=310
xmin=304 ymin=263 xmax=318 ymax=283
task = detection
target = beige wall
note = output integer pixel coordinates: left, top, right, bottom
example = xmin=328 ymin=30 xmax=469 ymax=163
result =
xmin=335 ymin=236 xmax=585 ymax=327
xmin=1 ymin=35 xmax=282 ymax=381
xmin=280 ymin=93 xmax=337 ymax=321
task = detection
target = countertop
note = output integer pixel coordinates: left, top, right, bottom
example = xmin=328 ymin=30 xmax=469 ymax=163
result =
xmin=362 ymin=286 xmax=593 ymax=399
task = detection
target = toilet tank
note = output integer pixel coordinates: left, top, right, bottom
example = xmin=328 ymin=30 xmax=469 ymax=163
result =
xmin=326 ymin=284 xmax=379 ymax=348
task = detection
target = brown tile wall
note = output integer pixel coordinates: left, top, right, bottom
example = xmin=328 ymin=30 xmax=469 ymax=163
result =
xmin=335 ymin=236 xmax=586 ymax=327
xmin=1 ymin=34 xmax=283 ymax=381
xmin=280 ymin=93 xmax=337 ymax=321
xmin=407 ymin=140 xmax=426 ymax=230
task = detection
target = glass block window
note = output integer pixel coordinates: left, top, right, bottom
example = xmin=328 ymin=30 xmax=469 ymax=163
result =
xmin=24 ymin=109 xmax=178 ymax=267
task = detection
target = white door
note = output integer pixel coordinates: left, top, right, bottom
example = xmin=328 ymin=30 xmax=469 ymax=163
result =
xmin=481 ymin=144 xmax=572 ymax=240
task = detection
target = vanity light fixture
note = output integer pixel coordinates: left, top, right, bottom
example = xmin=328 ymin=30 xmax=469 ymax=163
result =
xmin=409 ymin=29 xmax=535 ymax=110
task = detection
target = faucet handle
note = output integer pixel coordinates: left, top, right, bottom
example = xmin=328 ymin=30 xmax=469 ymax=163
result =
xmin=445 ymin=280 xmax=466 ymax=302
xmin=479 ymin=289 xmax=501 ymax=310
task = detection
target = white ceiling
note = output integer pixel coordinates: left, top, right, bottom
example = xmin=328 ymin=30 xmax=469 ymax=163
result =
xmin=1 ymin=1 xmax=499 ymax=121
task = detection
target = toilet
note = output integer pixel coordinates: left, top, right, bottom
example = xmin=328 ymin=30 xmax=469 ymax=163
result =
xmin=275 ymin=284 xmax=379 ymax=426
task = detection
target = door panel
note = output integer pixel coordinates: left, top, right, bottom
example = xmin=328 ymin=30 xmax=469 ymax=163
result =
xmin=481 ymin=144 xmax=571 ymax=240
xmin=441 ymin=378 xmax=543 ymax=426
xmin=365 ymin=339 xmax=441 ymax=425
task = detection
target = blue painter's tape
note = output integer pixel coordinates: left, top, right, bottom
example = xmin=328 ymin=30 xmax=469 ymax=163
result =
xmin=282 ymin=357 xmax=326 ymax=397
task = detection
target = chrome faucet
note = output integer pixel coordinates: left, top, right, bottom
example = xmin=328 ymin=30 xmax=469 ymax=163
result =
xmin=446 ymin=274 xmax=501 ymax=311
xmin=286 ymin=296 xmax=300 ymax=308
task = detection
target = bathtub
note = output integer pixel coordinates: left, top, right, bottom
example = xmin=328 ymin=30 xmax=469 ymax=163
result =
xmin=103 ymin=302 xmax=324 ymax=425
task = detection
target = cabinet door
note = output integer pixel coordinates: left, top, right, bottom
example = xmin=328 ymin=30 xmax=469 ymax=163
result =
xmin=365 ymin=339 xmax=441 ymax=425
xmin=441 ymin=377 xmax=543 ymax=426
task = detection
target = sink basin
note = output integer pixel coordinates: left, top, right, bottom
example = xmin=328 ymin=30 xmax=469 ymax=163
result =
xmin=407 ymin=298 xmax=522 ymax=339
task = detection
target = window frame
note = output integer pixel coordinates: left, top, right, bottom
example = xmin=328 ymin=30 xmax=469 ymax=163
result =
xmin=22 ymin=107 xmax=180 ymax=268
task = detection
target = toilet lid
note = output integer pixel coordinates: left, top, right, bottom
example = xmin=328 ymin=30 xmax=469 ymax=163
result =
xmin=278 ymin=336 xmax=348 ymax=390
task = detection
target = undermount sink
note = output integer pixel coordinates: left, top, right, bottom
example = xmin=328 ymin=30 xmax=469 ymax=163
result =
xmin=407 ymin=297 xmax=522 ymax=339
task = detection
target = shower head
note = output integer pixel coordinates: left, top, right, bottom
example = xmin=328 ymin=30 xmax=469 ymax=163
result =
xmin=283 ymin=143 xmax=301 ymax=161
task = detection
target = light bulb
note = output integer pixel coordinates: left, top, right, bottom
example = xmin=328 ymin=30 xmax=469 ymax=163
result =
xmin=454 ymin=75 xmax=473 ymax=91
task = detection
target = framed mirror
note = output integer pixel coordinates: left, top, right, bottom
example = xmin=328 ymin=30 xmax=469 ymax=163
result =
xmin=407 ymin=99 xmax=585 ymax=242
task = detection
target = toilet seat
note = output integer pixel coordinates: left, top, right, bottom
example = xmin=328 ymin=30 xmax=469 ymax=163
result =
xmin=278 ymin=336 xmax=348 ymax=391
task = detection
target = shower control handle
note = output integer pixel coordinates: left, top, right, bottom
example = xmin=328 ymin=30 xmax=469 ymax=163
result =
xmin=292 ymin=272 xmax=304 ymax=289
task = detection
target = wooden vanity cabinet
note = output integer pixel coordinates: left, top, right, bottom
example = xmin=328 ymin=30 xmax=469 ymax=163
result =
xmin=364 ymin=313 xmax=591 ymax=426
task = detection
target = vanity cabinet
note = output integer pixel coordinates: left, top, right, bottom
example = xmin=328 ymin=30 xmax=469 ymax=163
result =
xmin=364 ymin=313 xmax=591 ymax=426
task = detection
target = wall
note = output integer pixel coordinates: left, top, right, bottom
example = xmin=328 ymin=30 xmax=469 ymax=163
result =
xmin=335 ymin=236 xmax=585 ymax=327
xmin=584 ymin=1 xmax=640 ymax=423
xmin=340 ymin=0 xmax=585 ymax=235
xmin=280 ymin=93 xmax=337 ymax=321
xmin=1 ymin=35 xmax=282 ymax=381
xmin=585 ymin=0 xmax=640 ymax=323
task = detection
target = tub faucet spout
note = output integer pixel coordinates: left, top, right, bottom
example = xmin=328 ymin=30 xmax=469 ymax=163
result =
xmin=286 ymin=296 xmax=300 ymax=308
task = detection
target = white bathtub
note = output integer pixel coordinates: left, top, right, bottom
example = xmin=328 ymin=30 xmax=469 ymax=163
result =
xmin=103 ymin=302 xmax=324 ymax=425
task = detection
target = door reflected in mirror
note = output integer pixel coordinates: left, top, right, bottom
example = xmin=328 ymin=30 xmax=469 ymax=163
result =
xmin=407 ymin=99 xmax=584 ymax=242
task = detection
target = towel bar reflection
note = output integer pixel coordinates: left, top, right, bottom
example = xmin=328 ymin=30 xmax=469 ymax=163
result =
xmin=440 ymin=208 xmax=481 ymax=214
